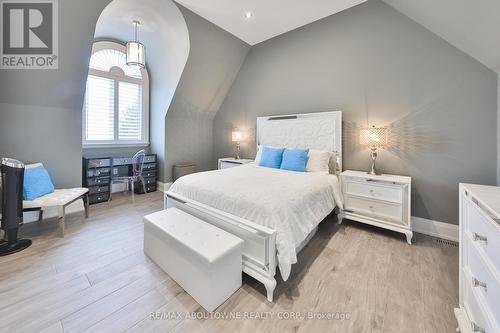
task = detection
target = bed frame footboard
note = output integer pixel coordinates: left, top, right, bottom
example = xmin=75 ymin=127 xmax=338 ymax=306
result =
xmin=165 ymin=191 xmax=278 ymax=302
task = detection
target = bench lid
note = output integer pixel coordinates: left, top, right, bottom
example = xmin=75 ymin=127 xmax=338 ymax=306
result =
xmin=144 ymin=208 xmax=243 ymax=264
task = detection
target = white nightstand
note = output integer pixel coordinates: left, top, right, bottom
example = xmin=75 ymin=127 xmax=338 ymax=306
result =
xmin=218 ymin=157 xmax=254 ymax=170
xmin=339 ymin=170 xmax=413 ymax=244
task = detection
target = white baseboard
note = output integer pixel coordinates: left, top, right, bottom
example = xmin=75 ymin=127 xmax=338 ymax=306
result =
xmin=411 ymin=216 xmax=459 ymax=242
xmin=157 ymin=181 xmax=173 ymax=193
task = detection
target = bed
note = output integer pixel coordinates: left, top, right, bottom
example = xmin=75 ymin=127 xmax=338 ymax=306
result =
xmin=165 ymin=111 xmax=343 ymax=301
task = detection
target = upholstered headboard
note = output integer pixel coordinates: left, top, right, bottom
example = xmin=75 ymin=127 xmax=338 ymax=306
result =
xmin=256 ymin=111 xmax=342 ymax=171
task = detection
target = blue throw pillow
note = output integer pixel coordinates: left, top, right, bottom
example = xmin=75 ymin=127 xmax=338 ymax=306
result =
xmin=280 ymin=148 xmax=309 ymax=172
xmin=259 ymin=146 xmax=285 ymax=169
xmin=23 ymin=167 xmax=55 ymax=201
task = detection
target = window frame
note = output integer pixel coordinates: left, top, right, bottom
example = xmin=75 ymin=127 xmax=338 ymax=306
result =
xmin=82 ymin=41 xmax=150 ymax=148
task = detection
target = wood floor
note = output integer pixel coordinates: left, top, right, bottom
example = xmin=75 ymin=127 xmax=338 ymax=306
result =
xmin=0 ymin=191 xmax=459 ymax=333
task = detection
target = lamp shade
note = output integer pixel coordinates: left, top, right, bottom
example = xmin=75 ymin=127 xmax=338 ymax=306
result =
xmin=231 ymin=131 xmax=246 ymax=142
xmin=360 ymin=126 xmax=388 ymax=147
xmin=126 ymin=41 xmax=145 ymax=68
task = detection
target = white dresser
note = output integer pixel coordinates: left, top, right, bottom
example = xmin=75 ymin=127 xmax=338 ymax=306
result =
xmin=455 ymin=184 xmax=500 ymax=333
xmin=340 ymin=170 xmax=412 ymax=244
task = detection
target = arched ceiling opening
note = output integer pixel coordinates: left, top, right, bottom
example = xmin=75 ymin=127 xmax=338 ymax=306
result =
xmin=94 ymin=0 xmax=190 ymax=181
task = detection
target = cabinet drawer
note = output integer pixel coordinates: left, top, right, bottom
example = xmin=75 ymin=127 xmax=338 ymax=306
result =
xmin=463 ymin=268 xmax=497 ymax=333
xmin=465 ymin=238 xmax=500 ymax=327
xmin=344 ymin=195 xmax=404 ymax=224
xmin=145 ymin=184 xmax=157 ymax=193
xmin=89 ymin=193 xmax=109 ymax=204
xmin=465 ymin=196 xmax=500 ymax=275
xmin=143 ymin=163 xmax=156 ymax=171
xmin=88 ymin=185 xmax=109 ymax=195
xmin=344 ymin=180 xmax=403 ymax=203
xmin=87 ymin=158 xmax=110 ymax=168
xmin=142 ymin=177 xmax=156 ymax=186
xmin=144 ymin=155 xmax=156 ymax=163
xmin=112 ymin=157 xmax=133 ymax=166
xmin=220 ymin=161 xmax=242 ymax=169
xmin=142 ymin=170 xmax=156 ymax=178
xmin=87 ymin=176 xmax=110 ymax=186
xmin=87 ymin=167 xmax=110 ymax=177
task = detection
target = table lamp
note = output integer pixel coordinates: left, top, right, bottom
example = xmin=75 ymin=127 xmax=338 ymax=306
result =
xmin=231 ymin=130 xmax=246 ymax=159
xmin=359 ymin=126 xmax=388 ymax=175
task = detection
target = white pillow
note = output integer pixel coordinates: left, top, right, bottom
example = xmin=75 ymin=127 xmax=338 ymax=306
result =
xmin=254 ymin=145 xmax=262 ymax=164
xmin=306 ymin=149 xmax=331 ymax=173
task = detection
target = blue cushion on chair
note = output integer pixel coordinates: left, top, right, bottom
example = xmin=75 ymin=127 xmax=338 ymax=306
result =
xmin=23 ymin=166 xmax=55 ymax=201
xmin=259 ymin=146 xmax=285 ymax=169
xmin=280 ymin=149 xmax=309 ymax=172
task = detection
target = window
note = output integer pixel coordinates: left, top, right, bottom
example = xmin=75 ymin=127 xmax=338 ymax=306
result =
xmin=83 ymin=41 xmax=149 ymax=147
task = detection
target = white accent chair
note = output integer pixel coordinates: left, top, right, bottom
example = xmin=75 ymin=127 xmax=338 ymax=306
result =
xmin=23 ymin=163 xmax=89 ymax=237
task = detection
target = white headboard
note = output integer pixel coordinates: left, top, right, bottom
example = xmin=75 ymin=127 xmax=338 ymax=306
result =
xmin=256 ymin=111 xmax=342 ymax=171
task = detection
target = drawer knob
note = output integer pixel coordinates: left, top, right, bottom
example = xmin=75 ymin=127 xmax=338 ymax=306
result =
xmin=369 ymin=190 xmax=374 ymax=193
xmin=369 ymin=205 xmax=374 ymax=209
xmin=471 ymin=322 xmax=486 ymax=333
xmin=472 ymin=232 xmax=488 ymax=244
xmin=472 ymin=277 xmax=487 ymax=291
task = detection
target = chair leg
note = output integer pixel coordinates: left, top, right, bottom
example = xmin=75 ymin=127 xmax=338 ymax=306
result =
xmin=140 ymin=176 xmax=147 ymax=194
xmin=59 ymin=206 xmax=66 ymax=237
xmin=83 ymin=193 xmax=89 ymax=218
xmin=131 ymin=180 xmax=135 ymax=203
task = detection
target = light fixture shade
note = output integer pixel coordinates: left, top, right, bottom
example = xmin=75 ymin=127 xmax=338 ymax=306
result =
xmin=360 ymin=126 xmax=388 ymax=147
xmin=232 ymin=130 xmax=246 ymax=142
xmin=126 ymin=41 xmax=145 ymax=68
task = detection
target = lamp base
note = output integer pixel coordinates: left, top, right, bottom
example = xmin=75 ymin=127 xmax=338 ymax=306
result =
xmin=367 ymin=148 xmax=381 ymax=176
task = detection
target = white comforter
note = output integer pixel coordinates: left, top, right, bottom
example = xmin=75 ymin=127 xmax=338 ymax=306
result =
xmin=169 ymin=163 xmax=343 ymax=281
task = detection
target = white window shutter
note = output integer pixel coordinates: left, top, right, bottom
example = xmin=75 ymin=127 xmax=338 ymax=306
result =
xmin=118 ymin=82 xmax=142 ymax=141
xmin=84 ymin=75 xmax=115 ymax=141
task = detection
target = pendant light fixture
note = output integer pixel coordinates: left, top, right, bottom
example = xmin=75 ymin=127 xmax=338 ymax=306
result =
xmin=126 ymin=20 xmax=145 ymax=68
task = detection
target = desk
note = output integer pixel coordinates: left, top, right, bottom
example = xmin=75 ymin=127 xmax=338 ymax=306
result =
xmin=82 ymin=154 xmax=157 ymax=205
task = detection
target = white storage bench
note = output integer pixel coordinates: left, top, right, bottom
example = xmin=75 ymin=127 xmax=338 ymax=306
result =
xmin=144 ymin=208 xmax=244 ymax=312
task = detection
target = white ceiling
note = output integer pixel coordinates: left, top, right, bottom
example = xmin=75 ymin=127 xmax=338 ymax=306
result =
xmin=382 ymin=0 xmax=500 ymax=73
xmin=175 ymin=0 xmax=367 ymax=45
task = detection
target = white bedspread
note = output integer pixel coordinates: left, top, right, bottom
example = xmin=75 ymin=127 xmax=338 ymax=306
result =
xmin=169 ymin=163 xmax=343 ymax=281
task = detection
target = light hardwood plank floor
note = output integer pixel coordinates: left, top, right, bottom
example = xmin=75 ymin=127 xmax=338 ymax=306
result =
xmin=0 ymin=191 xmax=459 ymax=333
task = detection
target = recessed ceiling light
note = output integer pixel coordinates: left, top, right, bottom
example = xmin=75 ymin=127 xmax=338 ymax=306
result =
xmin=244 ymin=11 xmax=253 ymax=19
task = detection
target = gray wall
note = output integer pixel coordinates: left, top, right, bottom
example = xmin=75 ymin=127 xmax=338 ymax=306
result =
xmin=164 ymin=6 xmax=250 ymax=182
xmin=213 ymin=0 xmax=498 ymax=224
xmin=0 ymin=0 xmax=111 ymax=187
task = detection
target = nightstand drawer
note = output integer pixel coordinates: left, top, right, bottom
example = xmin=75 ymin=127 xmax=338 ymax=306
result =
xmin=344 ymin=180 xmax=403 ymax=203
xmin=344 ymin=195 xmax=404 ymax=224
xmin=220 ymin=161 xmax=242 ymax=169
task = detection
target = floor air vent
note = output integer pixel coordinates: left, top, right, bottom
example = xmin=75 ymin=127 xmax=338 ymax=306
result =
xmin=435 ymin=238 xmax=458 ymax=247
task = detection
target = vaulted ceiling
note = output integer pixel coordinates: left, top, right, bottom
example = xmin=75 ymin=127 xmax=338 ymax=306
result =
xmin=383 ymin=0 xmax=500 ymax=73
xmin=176 ymin=0 xmax=500 ymax=74
xmin=175 ymin=0 xmax=367 ymax=45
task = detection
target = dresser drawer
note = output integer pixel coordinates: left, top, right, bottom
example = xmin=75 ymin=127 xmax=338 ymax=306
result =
xmin=465 ymin=196 xmax=500 ymax=275
xmin=143 ymin=163 xmax=156 ymax=171
xmin=344 ymin=180 xmax=403 ymax=203
xmin=344 ymin=195 xmax=404 ymax=224
xmin=463 ymin=268 xmax=498 ymax=333
xmin=88 ymin=185 xmax=109 ymax=195
xmin=113 ymin=157 xmax=133 ymax=166
xmin=87 ymin=158 xmax=111 ymax=168
xmin=220 ymin=161 xmax=242 ymax=169
xmin=87 ymin=176 xmax=110 ymax=186
xmin=87 ymin=167 xmax=110 ymax=177
xmin=142 ymin=177 xmax=156 ymax=186
xmin=465 ymin=237 xmax=500 ymax=327
xmin=142 ymin=170 xmax=156 ymax=178
xmin=89 ymin=193 xmax=109 ymax=204
xmin=144 ymin=155 xmax=156 ymax=163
